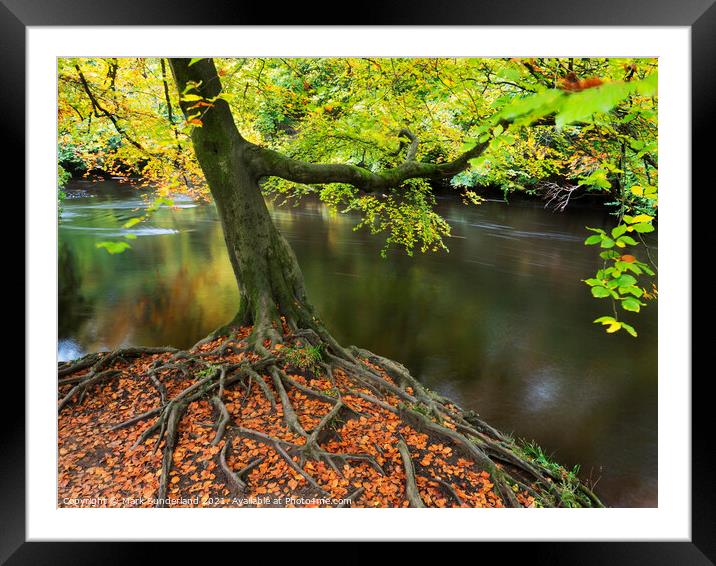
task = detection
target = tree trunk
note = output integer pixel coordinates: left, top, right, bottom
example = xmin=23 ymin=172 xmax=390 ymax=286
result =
xmin=168 ymin=56 xmax=492 ymax=354
xmin=169 ymin=58 xmax=317 ymax=346
xmin=211 ymin=166 xmax=317 ymax=344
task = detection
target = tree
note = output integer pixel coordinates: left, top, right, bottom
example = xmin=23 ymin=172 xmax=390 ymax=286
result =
xmin=167 ymin=58 xmax=496 ymax=351
xmin=57 ymin=56 xmax=657 ymax=508
xmin=59 ymin=56 xmax=658 ymax=335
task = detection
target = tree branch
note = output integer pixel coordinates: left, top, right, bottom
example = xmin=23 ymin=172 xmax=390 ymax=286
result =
xmin=74 ymin=64 xmax=147 ymax=153
xmin=253 ymin=132 xmax=492 ymax=192
xmin=160 ymin=58 xmax=177 ymax=130
xmin=398 ymin=129 xmax=419 ymax=162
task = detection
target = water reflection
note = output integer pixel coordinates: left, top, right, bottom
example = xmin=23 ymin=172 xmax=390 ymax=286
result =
xmin=58 ymin=180 xmax=657 ymax=507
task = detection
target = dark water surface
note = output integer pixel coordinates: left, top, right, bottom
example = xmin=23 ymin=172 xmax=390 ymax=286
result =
xmin=59 ymin=179 xmax=658 ymax=507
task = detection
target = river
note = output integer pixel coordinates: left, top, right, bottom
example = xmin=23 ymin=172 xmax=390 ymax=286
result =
xmin=58 ymin=179 xmax=658 ymax=507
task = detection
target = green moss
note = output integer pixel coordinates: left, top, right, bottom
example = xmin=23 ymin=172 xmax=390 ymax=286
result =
xmin=280 ymin=343 xmax=324 ymax=375
xmin=516 ymin=439 xmax=592 ymax=508
xmin=195 ymin=363 xmax=219 ymax=379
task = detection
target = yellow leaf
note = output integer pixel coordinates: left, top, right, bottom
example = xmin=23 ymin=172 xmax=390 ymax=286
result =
xmin=631 ymin=214 xmax=653 ymax=223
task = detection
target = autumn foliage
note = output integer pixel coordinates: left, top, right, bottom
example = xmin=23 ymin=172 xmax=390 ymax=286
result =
xmin=58 ymin=327 xmax=544 ymax=508
xmin=558 ymin=72 xmax=605 ymax=92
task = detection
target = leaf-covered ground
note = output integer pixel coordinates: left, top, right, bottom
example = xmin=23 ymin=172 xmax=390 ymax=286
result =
xmin=57 ymin=329 xmax=566 ymax=508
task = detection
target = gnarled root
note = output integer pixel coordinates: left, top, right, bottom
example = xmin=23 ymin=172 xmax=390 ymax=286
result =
xmin=58 ymin=324 xmax=603 ymax=509
xmin=397 ymin=439 xmax=425 ymax=508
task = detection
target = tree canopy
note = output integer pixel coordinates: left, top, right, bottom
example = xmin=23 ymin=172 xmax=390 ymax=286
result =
xmin=58 ymin=57 xmax=658 ymax=334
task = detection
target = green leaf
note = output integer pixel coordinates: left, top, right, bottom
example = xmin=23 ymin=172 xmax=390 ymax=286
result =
xmin=496 ymin=67 xmax=523 ymax=83
xmin=96 ymin=241 xmax=131 ymax=255
xmin=611 ymin=224 xmax=627 ymax=238
xmin=632 ymin=222 xmax=655 ymax=233
xmin=616 ymin=274 xmax=637 ymax=287
xmin=497 ymin=133 xmax=516 ymax=146
xmin=188 ymin=58 xmax=203 ymax=67
xmin=630 ymin=139 xmax=644 ymax=150
xmin=469 ymin=156 xmax=487 ymax=168
xmin=584 ymin=235 xmax=602 ymax=245
xmin=621 ymin=263 xmax=643 ymax=275
xmin=591 ymin=286 xmax=611 ymax=298
xmin=555 ymin=81 xmax=634 ymax=128
xmin=499 ymin=89 xmax=565 ymax=123
xmin=636 ymin=72 xmax=658 ymax=97
xmin=616 ymin=235 xmax=639 ymax=246
xmin=460 ymin=138 xmax=478 ymax=152
xmin=621 ymin=297 xmax=642 ymax=312
xmin=585 ymin=226 xmax=606 ymax=235
xmin=620 ymin=285 xmax=643 ymax=297
xmin=620 ymin=322 xmax=638 ymax=337
xmin=580 ymin=169 xmax=611 ymax=190
xmin=123 ymin=217 xmax=143 ymax=229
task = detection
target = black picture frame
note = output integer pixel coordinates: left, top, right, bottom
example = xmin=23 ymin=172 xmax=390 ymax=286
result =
xmin=7 ymin=0 xmax=711 ymax=562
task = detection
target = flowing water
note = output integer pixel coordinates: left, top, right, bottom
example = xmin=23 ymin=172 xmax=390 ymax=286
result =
xmin=58 ymin=179 xmax=658 ymax=507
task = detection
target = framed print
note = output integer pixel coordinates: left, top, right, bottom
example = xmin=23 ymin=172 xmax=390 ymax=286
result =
xmin=7 ymin=0 xmax=712 ymax=562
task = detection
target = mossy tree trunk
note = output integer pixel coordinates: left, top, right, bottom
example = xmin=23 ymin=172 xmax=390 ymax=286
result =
xmin=170 ymin=59 xmax=323 ymax=348
xmin=169 ymin=57 xmax=493 ymax=349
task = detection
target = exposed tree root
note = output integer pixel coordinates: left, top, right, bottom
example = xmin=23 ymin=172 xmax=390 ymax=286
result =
xmin=57 ymin=323 xmax=604 ymax=508
xmin=397 ymin=439 xmax=425 ymax=508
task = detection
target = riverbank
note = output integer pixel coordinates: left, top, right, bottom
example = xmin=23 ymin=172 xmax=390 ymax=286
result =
xmin=58 ymin=180 xmax=657 ymax=506
xmin=58 ymin=326 xmax=602 ymax=508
